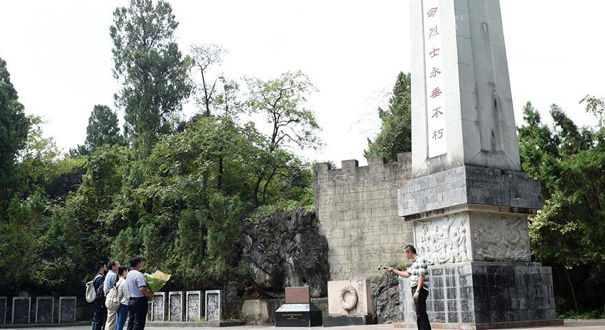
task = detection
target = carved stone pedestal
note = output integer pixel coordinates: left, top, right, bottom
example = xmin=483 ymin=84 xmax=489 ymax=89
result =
xmin=397 ymin=166 xmax=558 ymax=328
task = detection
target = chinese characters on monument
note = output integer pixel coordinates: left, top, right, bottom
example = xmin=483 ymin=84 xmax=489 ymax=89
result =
xmin=424 ymin=1 xmax=446 ymax=157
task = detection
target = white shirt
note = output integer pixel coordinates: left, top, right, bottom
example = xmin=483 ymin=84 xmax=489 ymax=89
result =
xmin=116 ymin=277 xmax=129 ymax=305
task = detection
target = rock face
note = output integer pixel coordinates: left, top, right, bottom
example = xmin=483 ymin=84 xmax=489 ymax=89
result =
xmin=372 ymin=272 xmax=401 ymax=324
xmin=243 ymin=209 xmax=329 ymax=298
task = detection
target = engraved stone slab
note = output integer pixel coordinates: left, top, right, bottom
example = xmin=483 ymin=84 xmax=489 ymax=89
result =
xmin=59 ymin=297 xmax=77 ymax=323
xmin=415 ymin=212 xmax=471 ymax=265
xmin=35 ymin=297 xmax=54 ymax=324
xmin=168 ymin=291 xmax=184 ymax=322
xmin=12 ymin=297 xmax=31 ymax=324
xmin=285 ymin=287 xmax=310 ymax=304
xmin=471 ymin=212 xmax=530 ymax=262
xmin=151 ymin=292 xmax=166 ymax=322
xmin=327 ymin=280 xmax=372 ymax=316
xmin=0 ymin=297 xmax=6 ymax=324
xmin=204 ymin=290 xmax=221 ymax=322
xmin=186 ymin=291 xmax=202 ymax=322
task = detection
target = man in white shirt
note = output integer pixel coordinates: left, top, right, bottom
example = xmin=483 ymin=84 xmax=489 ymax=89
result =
xmin=126 ymin=256 xmax=154 ymax=330
xmin=104 ymin=260 xmax=120 ymax=330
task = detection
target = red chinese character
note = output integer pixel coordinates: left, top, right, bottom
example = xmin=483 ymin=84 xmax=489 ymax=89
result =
xmin=427 ymin=7 xmax=438 ymax=17
xmin=431 ymin=107 xmax=443 ymax=118
xmin=430 ymin=67 xmax=441 ymax=78
xmin=430 ymin=87 xmax=442 ymax=98
xmin=429 ymin=47 xmax=440 ymax=58
xmin=428 ymin=26 xmax=439 ymax=39
xmin=432 ymin=129 xmax=444 ymax=140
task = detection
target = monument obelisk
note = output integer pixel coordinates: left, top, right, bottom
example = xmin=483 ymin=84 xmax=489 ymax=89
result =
xmin=397 ymin=0 xmax=559 ymax=328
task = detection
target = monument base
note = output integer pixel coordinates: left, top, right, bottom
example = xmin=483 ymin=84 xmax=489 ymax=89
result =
xmin=275 ymin=303 xmax=322 ymax=327
xmin=394 ymin=319 xmax=563 ymax=329
xmin=323 ymin=314 xmax=376 ymax=327
xmin=399 ymin=262 xmax=557 ymax=328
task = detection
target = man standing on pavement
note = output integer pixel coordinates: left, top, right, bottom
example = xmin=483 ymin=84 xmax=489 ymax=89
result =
xmin=387 ymin=245 xmax=432 ymax=330
xmin=92 ymin=261 xmax=107 ymax=330
xmin=104 ymin=260 xmax=120 ymax=330
xmin=126 ymin=256 xmax=154 ymax=330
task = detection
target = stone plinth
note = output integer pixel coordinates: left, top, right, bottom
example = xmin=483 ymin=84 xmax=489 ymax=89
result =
xmin=35 ymin=297 xmax=53 ymax=324
xmin=0 ymin=297 xmax=6 ymax=324
xmin=275 ymin=304 xmax=322 ymax=327
xmin=168 ymin=291 xmax=184 ymax=322
xmin=205 ymin=290 xmax=222 ymax=322
xmin=12 ymin=297 xmax=30 ymax=324
xmin=327 ymin=280 xmax=372 ymax=316
xmin=397 ymin=263 xmax=561 ymax=328
xmin=151 ymin=292 xmax=166 ymax=322
xmin=58 ymin=297 xmax=76 ymax=323
xmin=186 ymin=291 xmax=202 ymax=322
xmin=285 ymin=287 xmax=310 ymax=304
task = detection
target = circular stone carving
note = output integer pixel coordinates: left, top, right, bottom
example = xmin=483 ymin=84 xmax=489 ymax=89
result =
xmin=338 ymin=286 xmax=358 ymax=311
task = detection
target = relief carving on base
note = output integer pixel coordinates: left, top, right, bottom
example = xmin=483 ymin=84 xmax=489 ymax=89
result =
xmin=472 ymin=213 xmax=530 ymax=262
xmin=415 ymin=213 xmax=469 ymax=265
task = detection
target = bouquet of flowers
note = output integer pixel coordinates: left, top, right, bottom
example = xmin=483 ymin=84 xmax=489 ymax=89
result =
xmin=144 ymin=270 xmax=171 ymax=297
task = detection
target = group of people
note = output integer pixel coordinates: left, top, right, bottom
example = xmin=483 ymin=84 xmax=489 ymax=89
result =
xmin=91 ymin=256 xmax=155 ymax=330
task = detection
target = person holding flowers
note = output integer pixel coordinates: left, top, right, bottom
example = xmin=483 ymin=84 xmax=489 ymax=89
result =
xmin=126 ymin=256 xmax=154 ymax=330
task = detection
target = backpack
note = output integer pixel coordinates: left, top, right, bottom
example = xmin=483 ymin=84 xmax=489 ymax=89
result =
xmin=105 ymin=280 xmax=121 ymax=311
xmin=95 ymin=280 xmax=106 ymax=304
xmin=85 ymin=274 xmax=102 ymax=303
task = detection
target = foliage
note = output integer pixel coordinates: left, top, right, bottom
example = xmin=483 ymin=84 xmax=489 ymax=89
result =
xmin=365 ymin=72 xmax=412 ymax=162
xmin=85 ymin=105 xmax=123 ymax=151
xmin=110 ymin=0 xmax=192 ymax=154
xmin=0 ymin=57 xmax=31 ymax=213
xmin=519 ymin=102 xmax=605 ymax=311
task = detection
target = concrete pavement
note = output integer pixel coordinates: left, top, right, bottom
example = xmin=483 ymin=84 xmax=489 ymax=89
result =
xmin=2 ymin=319 xmax=605 ymax=330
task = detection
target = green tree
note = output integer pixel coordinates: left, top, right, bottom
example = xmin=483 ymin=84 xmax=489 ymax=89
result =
xmin=245 ymin=71 xmax=320 ymax=205
xmin=110 ymin=0 xmax=192 ymax=154
xmin=365 ymin=72 xmax=412 ymax=162
xmin=85 ymin=105 xmax=123 ymax=151
xmin=0 ymin=57 xmax=31 ymax=213
xmin=518 ymin=102 xmax=605 ymax=312
xmin=190 ymin=44 xmax=227 ymax=117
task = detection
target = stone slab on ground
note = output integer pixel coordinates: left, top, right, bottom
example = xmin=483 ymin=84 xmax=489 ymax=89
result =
xmin=147 ymin=320 xmax=245 ymax=327
xmin=275 ymin=303 xmax=322 ymax=327
xmin=323 ymin=314 xmax=376 ymax=327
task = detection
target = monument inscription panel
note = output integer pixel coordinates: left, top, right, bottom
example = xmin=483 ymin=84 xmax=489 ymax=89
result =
xmin=151 ymin=292 xmax=166 ymax=322
xmin=12 ymin=297 xmax=31 ymax=324
xmin=59 ymin=297 xmax=76 ymax=323
xmin=205 ymin=290 xmax=221 ymax=322
xmin=0 ymin=297 xmax=6 ymax=324
xmin=168 ymin=291 xmax=183 ymax=322
xmin=35 ymin=297 xmax=54 ymax=324
xmin=186 ymin=291 xmax=201 ymax=322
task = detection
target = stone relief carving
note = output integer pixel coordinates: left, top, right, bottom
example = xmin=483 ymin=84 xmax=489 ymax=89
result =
xmin=472 ymin=214 xmax=530 ymax=261
xmin=415 ymin=213 xmax=469 ymax=265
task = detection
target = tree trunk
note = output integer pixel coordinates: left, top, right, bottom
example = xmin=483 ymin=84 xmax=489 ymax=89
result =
xmin=252 ymin=173 xmax=264 ymax=206
xmin=261 ymin=167 xmax=277 ymax=204
xmin=563 ymin=267 xmax=580 ymax=312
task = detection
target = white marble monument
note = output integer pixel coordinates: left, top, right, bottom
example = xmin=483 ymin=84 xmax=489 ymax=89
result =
xmin=397 ymin=0 xmax=557 ymax=327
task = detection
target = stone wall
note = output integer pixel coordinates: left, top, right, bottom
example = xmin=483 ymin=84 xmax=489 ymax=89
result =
xmin=313 ymin=153 xmax=414 ymax=281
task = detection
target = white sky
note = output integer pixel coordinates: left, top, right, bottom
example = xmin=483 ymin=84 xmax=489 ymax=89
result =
xmin=1 ymin=0 xmax=604 ymax=166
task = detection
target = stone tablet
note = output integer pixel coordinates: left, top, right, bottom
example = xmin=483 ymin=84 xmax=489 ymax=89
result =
xmin=12 ymin=297 xmax=31 ymax=324
xmin=151 ymin=292 xmax=166 ymax=322
xmin=0 ymin=297 xmax=6 ymax=324
xmin=168 ymin=291 xmax=184 ymax=322
xmin=35 ymin=297 xmax=54 ymax=324
xmin=59 ymin=297 xmax=77 ymax=323
xmin=327 ymin=280 xmax=372 ymax=316
xmin=204 ymin=290 xmax=221 ymax=322
xmin=186 ymin=291 xmax=202 ymax=322
xmin=285 ymin=287 xmax=310 ymax=304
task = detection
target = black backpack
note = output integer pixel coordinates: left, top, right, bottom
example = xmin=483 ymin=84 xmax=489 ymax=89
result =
xmin=94 ymin=275 xmax=106 ymax=304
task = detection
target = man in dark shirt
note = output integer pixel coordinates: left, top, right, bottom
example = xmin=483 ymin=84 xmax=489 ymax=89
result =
xmin=92 ymin=261 xmax=107 ymax=330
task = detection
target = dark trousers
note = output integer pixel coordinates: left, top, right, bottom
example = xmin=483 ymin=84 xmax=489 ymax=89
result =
xmin=92 ymin=303 xmax=107 ymax=330
xmin=127 ymin=297 xmax=148 ymax=330
xmin=412 ymin=287 xmax=431 ymax=330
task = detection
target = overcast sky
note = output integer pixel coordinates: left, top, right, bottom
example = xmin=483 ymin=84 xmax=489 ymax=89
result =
xmin=1 ymin=0 xmax=604 ymax=166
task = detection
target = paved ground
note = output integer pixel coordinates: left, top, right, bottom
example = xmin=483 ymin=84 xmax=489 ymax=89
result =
xmin=3 ymin=320 xmax=605 ymax=330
